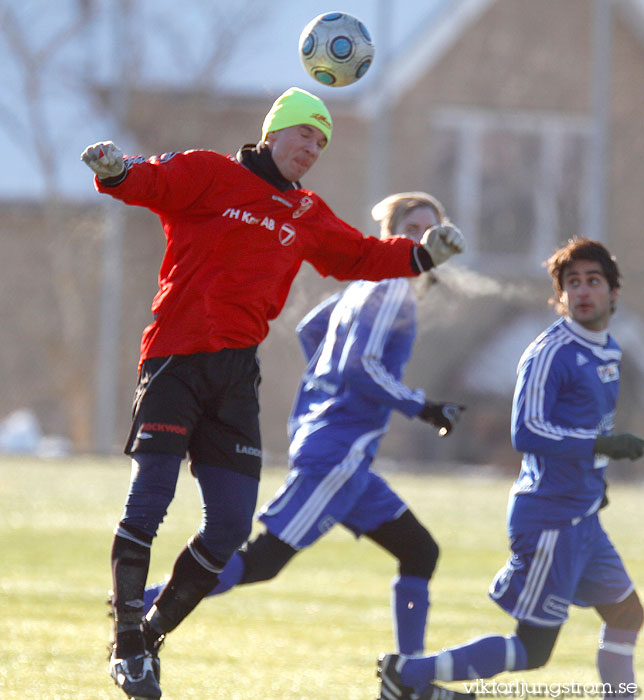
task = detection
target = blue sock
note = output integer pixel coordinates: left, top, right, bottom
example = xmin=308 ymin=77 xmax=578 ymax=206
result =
xmin=597 ymin=625 xmax=638 ymax=700
xmin=392 ymin=575 xmax=430 ymax=655
xmin=207 ymin=551 xmax=245 ymax=596
xmin=401 ymin=634 xmax=528 ymax=690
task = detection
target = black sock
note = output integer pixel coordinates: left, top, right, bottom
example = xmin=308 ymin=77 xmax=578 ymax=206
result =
xmin=151 ymin=537 xmax=223 ymax=633
xmin=111 ymin=527 xmax=152 ymax=658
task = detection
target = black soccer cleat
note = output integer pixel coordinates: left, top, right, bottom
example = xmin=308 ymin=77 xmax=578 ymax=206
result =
xmin=377 ymin=654 xmax=418 ymax=700
xmin=109 ymin=648 xmax=162 ymax=700
xmin=377 ymin=653 xmax=475 ymax=700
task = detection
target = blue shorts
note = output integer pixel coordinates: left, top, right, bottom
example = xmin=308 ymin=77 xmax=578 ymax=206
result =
xmin=257 ymin=459 xmax=407 ymax=550
xmin=489 ymin=513 xmax=634 ymax=627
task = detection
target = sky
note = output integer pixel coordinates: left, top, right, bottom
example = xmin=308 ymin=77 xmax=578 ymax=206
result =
xmin=0 ymin=0 xmax=450 ymax=200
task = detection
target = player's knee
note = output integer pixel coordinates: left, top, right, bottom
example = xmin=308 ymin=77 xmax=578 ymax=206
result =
xmin=597 ymin=591 xmax=644 ymax=631
xmin=516 ymin=622 xmax=560 ymax=669
xmin=426 ymin=535 xmax=440 ymax=570
xmin=193 ymin=462 xmax=258 ymax=559
xmin=399 ymin=527 xmax=439 ymax=579
xmin=416 ymin=531 xmax=439 ymax=579
xmin=239 ymin=531 xmax=297 ymax=584
xmin=121 ymin=452 xmax=182 ymax=538
xmin=222 ymin=516 xmax=254 ymax=551
xmin=199 ymin=517 xmax=252 ymax=563
xmin=366 ymin=510 xmax=439 ymax=579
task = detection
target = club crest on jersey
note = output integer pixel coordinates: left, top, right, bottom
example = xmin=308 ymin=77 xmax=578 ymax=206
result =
xmin=279 ymin=223 xmax=296 ymax=246
xmin=292 ymin=196 xmax=314 ymax=219
xmin=597 ymin=362 xmax=619 ymax=383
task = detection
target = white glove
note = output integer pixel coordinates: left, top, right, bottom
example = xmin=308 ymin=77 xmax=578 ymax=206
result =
xmin=80 ymin=141 xmax=125 ymax=180
xmin=421 ymin=223 xmax=465 ymax=267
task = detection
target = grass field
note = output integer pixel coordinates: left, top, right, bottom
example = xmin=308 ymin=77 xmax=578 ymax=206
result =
xmin=0 ymin=456 xmax=642 ymax=700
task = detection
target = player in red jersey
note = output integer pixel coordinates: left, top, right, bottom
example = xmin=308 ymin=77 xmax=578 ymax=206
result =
xmin=81 ymin=87 xmax=464 ymax=700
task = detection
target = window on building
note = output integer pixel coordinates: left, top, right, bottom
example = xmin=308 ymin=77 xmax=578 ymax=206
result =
xmin=426 ymin=108 xmax=592 ymax=275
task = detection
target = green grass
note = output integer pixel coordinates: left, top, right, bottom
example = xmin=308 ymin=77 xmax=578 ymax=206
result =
xmin=0 ymin=457 xmax=642 ymax=699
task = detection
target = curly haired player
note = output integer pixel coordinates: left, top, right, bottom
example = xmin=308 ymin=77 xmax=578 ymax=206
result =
xmin=377 ymin=238 xmax=643 ymax=700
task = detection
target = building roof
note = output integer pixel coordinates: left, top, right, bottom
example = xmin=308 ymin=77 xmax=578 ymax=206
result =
xmin=3 ymin=0 xmax=643 ymax=199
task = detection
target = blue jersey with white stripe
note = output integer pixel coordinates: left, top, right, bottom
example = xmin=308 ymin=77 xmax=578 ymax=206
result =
xmin=287 ymin=278 xmax=426 ymax=469
xmin=508 ymin=317 xmax=621 ymax=534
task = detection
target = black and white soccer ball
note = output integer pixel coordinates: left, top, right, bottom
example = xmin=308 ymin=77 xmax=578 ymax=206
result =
xmin=298 ymin=12 xmax=374 ymax=87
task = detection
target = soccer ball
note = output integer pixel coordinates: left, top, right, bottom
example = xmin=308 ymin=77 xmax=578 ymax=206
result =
xmin=298 ymin=12 xmax=375 ymax=87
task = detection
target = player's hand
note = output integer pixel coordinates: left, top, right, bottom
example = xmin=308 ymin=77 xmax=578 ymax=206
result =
xmin=418 ymin=401 xmax=465 ymax=437
xmin=80 ymin=141 xmax=125 ymax=180
xmin=421 ymin=223 xmax=465 ymax=267
xmin=594 ymin=433 xmax=644 ymax=461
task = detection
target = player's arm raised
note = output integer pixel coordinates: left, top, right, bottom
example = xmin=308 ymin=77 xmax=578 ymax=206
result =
xmin=81 ymin=141 xmax=126 ymax=182
xmin=304 ymin=198 xmax=465 ymax=283
xmin=81 ymin=142 xmax=217 ymax=212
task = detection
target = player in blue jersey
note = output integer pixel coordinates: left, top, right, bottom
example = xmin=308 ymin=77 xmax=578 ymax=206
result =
xmin=377 ymin=238 xmax=644 ymax=700
xmin=143 ymin=192 xmax=467 ymax=679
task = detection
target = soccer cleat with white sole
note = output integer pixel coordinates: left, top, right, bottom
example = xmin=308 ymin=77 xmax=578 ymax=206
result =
xmin=109 ymin=650 xmax=162 ymax=700
xmin=377 ymin=654 xmax=475 ymax=700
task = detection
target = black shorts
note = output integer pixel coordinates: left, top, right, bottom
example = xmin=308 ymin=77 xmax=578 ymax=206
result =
xmin=124 ymin=348 xmax=262 ymax=479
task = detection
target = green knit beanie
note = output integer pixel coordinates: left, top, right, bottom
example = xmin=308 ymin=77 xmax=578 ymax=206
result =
xmin=261 ymin=87 xmax=332 ymax=147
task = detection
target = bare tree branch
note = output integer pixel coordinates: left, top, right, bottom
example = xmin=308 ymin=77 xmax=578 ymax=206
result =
xmin=0 ymin=0 xmax=266 ymax=450
xmin=33 ymin=0 xmax=97 ymax=63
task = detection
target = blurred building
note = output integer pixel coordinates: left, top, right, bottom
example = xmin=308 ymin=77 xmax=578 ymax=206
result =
xmin=1 ymin=0 xmax=643 ymax=470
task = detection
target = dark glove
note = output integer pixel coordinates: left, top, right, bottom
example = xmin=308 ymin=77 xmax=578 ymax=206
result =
xmin=594 ymin=433 xmax=644 ymax=461
xmin=418 ymin=401 xmax=465 ymax=437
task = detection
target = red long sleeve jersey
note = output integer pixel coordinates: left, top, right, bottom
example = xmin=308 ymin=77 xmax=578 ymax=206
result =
xmin=95 ymin=149 xmax=419 ymax=365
